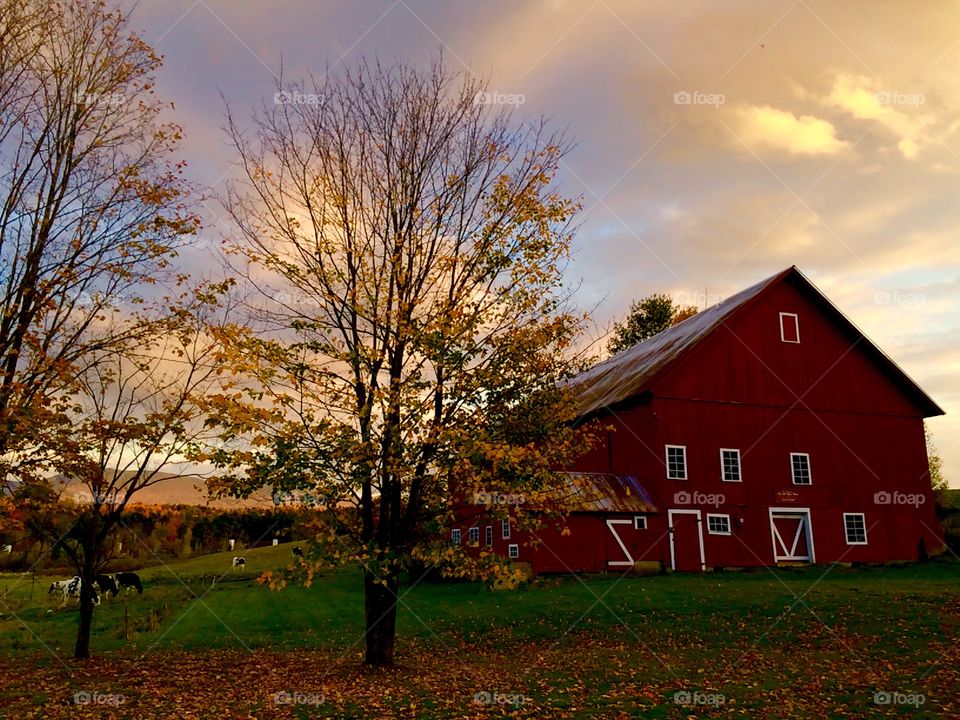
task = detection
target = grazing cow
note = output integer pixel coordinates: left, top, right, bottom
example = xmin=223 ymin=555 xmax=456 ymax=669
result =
xmin=93 ymin=574 xmax=118 ymax=598
xmin=115 ymin=572 xmax=143 ymax=594
xmin=51 ymin=576 xmax=99 ymax=606
xmin=232 ymin=556 xmax=245 ymax=571
xmin=48 ymin=579 xmax=71 ymax=596
xmin=64 ymin=576 xmax=97 ymax=605
xmin=292 ymin=546 xmax=304 ymax=559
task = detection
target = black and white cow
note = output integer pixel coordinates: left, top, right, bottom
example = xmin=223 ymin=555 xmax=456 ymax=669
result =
xmin=115 ymin=572 xmax=143 ymax=594
xmin=66 ymin=576 xmax=100 ymax=606
xmin=49 ymin=576 xmax=99 ymax=606
xmin=48 ymin=579 xmax=71 ymax=596
xmin=232 ymin=556 xmax=245 ymax=571
xmin=292 ymin=546 xmax=304 ymax=559
xmin=93 ymin=574 xmax=118 ymax=598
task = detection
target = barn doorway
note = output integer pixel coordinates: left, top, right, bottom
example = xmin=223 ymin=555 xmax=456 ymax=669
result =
xmin=605 ymin=519 xmax=635 ymax=568
xmin=668 ymin=509 xmax=705 ymax=572
xmin=768 ymin=508 xmax=815 ymax=563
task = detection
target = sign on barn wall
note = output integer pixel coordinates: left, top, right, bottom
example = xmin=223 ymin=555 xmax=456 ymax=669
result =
xmin=776 ymin=489 xmax=800 ymax=504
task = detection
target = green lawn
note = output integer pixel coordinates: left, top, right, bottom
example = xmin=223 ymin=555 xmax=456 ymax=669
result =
xmin=0 ymin=546 xmax=958 ymax=718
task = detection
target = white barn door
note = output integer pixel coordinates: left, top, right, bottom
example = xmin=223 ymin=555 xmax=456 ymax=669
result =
xmin=768 ymin=508 xmax=815 ymax=563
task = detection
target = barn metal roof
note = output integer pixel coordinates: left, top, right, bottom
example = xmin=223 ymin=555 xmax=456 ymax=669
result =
xmin=568 ymin=269 xmax=788 ymax=418
xmin=568 ymin=266 xmax=944 ymax=419
xmin=548 ymin=472 xmax=658 ymax=513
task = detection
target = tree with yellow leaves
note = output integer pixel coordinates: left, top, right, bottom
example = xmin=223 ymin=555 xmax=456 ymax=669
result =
xmin=0 ymin=0 xmax=211 ymax=660
xmin=207 ymin=59 xmax=591 ymax=667
xmin=0 ymin=0 xmax=199 ymax=485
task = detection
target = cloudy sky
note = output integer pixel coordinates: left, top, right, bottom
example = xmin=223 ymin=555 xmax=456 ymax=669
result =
xmin=123 ymin=0 xmax=960 ymax=484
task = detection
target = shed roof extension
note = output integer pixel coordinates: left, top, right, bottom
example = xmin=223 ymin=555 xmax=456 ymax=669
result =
xmin=550 ymin=472 xmax=658 ymax=513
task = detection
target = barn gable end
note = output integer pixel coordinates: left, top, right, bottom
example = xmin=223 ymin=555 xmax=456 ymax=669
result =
xmin=570 ymin=267 xmax=943 ymax=421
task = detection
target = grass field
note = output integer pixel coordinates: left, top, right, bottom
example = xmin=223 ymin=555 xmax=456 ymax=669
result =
xmin=0 ymin=544 xmax=958 ymax=718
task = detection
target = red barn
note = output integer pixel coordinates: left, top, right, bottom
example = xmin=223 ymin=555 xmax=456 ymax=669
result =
xmin=455 ymin=266 xmax=946 ymax=573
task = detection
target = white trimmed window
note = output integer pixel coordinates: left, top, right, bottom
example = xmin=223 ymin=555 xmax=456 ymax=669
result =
xmin=501 ymin=518 xmax=511 ymax=539
xmin=508 ymin=543 xmax=520 ymax=559
xmin=780 ymin=312 xmax=800 ymax=343
xmin=720 ymin=448 xmax=741 ymax=482
xmin=844 ymin=513 xmax=867 ymax=545
xmin=707 ymin=514 xmax=731 ymax=535
xmin=791 ymin=453 xmax=812 ymax=485
xmin=665 ymin=445 xmax=687 ymax=480
xmin=485 ymin=526 xmax=493 ymax=547
xmin=468 ymin=527 xmax=479 ymax=544
xmin=634 ymin=515 xmax=647 ymax=530
xmin=451 ymin=528 xmax=461 ymax=545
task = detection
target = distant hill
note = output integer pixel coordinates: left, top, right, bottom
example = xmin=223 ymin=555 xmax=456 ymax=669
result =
xmin=57 ymin=471 xmax=275 ymax=509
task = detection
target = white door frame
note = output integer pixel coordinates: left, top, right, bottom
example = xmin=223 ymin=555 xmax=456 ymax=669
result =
xmin=768 ymin=507 xmax=816 ymax=563
xmin=605 ymin=519 xmax=635 ymax=567
xmin=667 ymin=509 xmax=705 ymax=571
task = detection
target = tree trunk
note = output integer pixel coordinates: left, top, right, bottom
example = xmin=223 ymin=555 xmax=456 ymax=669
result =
xmin=363 ymin=570 xmax=399 ymax=667
xmin=74 ymin=567 xmax=95 ymax=659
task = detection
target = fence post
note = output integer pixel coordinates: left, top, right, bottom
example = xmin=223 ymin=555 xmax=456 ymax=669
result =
xmin=124 ymin=600 xmax=129 ymax=640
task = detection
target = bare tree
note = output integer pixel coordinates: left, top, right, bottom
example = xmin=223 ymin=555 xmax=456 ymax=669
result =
xmin=211 ymin=59 xmax=588 ymax=667
xmin=0 ymin=0 xmax=197 ymax=483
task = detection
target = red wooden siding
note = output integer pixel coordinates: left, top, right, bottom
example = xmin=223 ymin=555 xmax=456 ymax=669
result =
xmin=653 ymin=279 xmax=924 ymax=417
xmin=454 ymin=267 xmax=945 ymax=574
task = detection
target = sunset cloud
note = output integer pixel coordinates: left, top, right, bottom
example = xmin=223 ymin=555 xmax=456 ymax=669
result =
xmin=126 ymin=0 xmax=960 ymax=485
xmin=824 ymin=74 xmax=934 ymax=160
xmin=733 ymin=105 xmax=847 ymax=156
